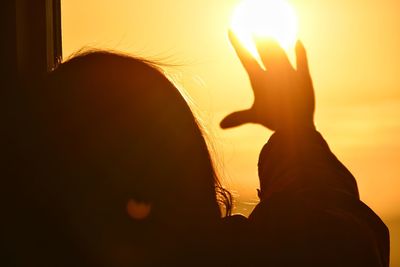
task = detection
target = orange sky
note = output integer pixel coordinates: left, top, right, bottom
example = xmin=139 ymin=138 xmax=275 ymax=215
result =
xmin=62 ymin=0 xmax=400 ymax=264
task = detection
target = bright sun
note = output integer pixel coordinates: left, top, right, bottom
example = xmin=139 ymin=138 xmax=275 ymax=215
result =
xmin=231 ymin=0 xmax=298 ymax=57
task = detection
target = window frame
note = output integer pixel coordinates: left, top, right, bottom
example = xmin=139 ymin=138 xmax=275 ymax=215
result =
xmin=13 ymin=0 xmax=62 ymax=76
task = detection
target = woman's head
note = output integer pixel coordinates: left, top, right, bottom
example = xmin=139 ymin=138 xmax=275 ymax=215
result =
xmin=27 ymin=51 xmax=230 ymax=265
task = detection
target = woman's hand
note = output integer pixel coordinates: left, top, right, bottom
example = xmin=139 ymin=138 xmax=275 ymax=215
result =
xmin=221 ymin=31 xmax=315 ymax=132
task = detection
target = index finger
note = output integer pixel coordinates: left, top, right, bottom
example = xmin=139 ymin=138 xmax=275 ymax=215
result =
xmin=229 ymin=30 xmax=263 ymax=75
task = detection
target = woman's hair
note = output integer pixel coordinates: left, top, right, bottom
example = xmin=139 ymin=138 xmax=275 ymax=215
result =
xmin=20 ymin=51 xmax=231 ymax=265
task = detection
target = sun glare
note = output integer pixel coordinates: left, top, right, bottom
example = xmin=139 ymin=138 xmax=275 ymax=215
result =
xmin=231 ymin=0 xmax=298 ymax=58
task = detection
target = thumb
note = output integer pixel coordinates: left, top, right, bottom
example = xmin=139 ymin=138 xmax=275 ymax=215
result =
xmin=220 ymin=109 xmax=254 ymax=129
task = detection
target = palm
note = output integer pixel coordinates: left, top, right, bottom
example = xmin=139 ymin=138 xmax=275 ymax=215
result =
xmin=221 ymin=31 xmax=315 ymax=132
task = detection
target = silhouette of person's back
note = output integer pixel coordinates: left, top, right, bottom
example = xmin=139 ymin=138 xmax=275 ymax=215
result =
xmin=245 ymin=131 xmax=389 ymax=266
xmin=5 ymin=51 xmax=231 ymax=266
xmin=221 ymin=33 xmax=389 ymax=266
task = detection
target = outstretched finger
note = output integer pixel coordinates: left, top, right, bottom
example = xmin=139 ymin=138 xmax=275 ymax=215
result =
xmin=229 ymin=30 xmax=263 ymax=75
xmin=220 ymin=109 xmax=254 ymax=129
xmin=295 ymin=40 xmax=315 ymax=114
xmin=255 ymin=37 xmax=293 ymax=72
xmin=295 ymin=40 xmax=311 ymax=81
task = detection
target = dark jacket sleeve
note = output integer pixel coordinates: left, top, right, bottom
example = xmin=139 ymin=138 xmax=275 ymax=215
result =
xmin=257 ymin=130 xmax=359 ymax=199
xmin=249 ymin=130 xmax=390 ymax=267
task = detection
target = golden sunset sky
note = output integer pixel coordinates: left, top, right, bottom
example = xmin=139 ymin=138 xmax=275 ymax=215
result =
xmin=62 ymin=0 xmax=400 ymax=264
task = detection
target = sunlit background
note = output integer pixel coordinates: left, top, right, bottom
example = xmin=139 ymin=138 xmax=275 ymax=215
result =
xmin=231 ymin=0 xmax=298 ymax=58
xmin=62 ymin=0 xmax=400 ymax=265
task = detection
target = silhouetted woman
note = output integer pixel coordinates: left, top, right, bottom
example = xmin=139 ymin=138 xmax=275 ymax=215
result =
xmin=8 ymin=51 xmax=231 ymax=266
